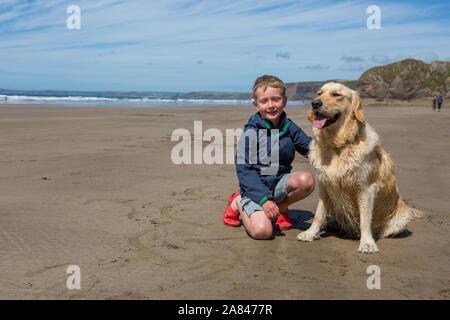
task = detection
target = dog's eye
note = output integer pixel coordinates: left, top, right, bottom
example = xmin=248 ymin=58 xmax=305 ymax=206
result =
xmin=332 ymin=93 xmax=341 ymax=97
xmin=317 ymin=92 xmax=322 ymax=96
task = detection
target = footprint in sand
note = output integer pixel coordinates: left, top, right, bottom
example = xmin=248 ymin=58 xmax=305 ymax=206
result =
xmin=126 ymin=194 xmax=243 ymax=284
xmin=0 ymin=230 xmax=31 ymax=252
xmin=83 ymin=198 xmax=139 ymax=220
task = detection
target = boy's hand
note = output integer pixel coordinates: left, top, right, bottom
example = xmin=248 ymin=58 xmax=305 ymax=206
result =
xmin=262 ymin=200 xmax=280 ymax=219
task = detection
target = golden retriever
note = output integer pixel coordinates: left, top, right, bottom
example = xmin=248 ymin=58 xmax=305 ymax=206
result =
xmin=297 ymin=82 xmax=420 ymax=253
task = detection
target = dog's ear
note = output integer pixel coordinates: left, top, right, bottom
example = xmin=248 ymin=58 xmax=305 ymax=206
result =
xmin=307 ymin=110 xmax=315 ymax=124
xmin=352 ymin=91 xmax=365 ymax=123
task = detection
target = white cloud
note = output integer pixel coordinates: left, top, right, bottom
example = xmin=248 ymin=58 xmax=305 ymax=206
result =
xmin=412 ymin=52 xmax=439 ymax=63
xmin=304 ymin=64 xmax=329 ymax=70
xmin=394 ymin=52 xmax=440 ymax=63
xmin=340 ymin=63 xmax=364 ymax=72
xmin=0 ymin=0 xmax=449 ymax=91
xmin=342 ymin=56 xmax=365 ymax=62
xmin=276 ymin=51 xmax=290 ymax=59
xmin=371 ymin=55 xmax=390 ymax=64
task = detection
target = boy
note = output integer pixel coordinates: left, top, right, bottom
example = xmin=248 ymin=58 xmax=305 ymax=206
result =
xmin=223 ymin=75 xmax=315 ymax=239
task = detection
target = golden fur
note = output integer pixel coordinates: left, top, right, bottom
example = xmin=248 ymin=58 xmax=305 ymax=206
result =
xmin=298 ymin=82 xmax=421 ymax=253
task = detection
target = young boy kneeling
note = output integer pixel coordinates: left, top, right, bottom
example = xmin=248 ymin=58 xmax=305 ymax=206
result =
xmin=224 ymin=75 xmax=314 ymax=239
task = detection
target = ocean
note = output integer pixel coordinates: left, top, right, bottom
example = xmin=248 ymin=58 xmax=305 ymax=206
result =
xmin=0 ymin=93 xmax=306 ymax=107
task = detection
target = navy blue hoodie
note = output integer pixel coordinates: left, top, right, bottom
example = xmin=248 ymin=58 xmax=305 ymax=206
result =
xmin=235 ymin=111 xmax=311 ymax=207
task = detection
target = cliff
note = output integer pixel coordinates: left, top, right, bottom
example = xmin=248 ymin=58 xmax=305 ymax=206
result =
xmin=357 ymin=59 xmax=449 ymax=100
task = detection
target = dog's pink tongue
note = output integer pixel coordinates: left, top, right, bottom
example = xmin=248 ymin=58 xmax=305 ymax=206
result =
xmin=313 ymin=116 xmax=328 ymax=128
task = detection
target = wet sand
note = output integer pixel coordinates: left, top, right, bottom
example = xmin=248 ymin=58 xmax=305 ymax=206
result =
xmin=0 ymin=103 xmax=449 ymax=299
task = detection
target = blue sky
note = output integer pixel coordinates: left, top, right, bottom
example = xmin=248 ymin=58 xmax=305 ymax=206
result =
xmin=0 ymin=0 xmax=449 ymax=92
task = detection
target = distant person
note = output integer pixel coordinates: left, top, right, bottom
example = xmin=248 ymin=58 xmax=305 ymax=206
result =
xmin=4 ymin=96 xmax=6 ymax=104
xmin=432 ymin=96 xmax=437 ymax=111
xmin=437 ymin=94 xmax=443 ymax=112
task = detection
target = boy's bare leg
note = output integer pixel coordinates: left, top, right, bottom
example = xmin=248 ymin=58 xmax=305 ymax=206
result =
xmin=277 ymin=172 xmax=315 ymax=212
xmin=231 ymin=196 xmax=273 ymax=240
xmin=229 ymin=172 xmax=313 ymax=238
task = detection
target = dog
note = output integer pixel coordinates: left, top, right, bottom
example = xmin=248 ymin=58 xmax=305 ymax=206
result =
xmin=297 ymin=82 xmax=421 ymax=253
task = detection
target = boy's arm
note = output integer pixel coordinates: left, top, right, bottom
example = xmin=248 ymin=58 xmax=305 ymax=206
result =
xmin=235 ymin=126 xmax=273 ymax=206
xmin=236 ymin=162 xmax=273 ymax=207
xmin=289 ymin=121 xmax=312 ymax=158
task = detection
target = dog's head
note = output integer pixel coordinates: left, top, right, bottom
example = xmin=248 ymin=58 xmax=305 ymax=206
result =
xmin=307 ymin=82 xmax=365 ymax=130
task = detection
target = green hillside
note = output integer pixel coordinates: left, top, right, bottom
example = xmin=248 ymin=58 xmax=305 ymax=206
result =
xmin=357 ymin=59 xmax=449 ymax=99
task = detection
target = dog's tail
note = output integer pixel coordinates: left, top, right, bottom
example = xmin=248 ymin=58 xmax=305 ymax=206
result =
xmin=408 ymin=207 xmax=423 ymax=220
xmin=380 ymin=203 xmax=422 ymax=238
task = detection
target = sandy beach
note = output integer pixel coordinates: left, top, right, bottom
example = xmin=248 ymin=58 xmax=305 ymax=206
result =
xmin=0 ymin=103 xmax=449 ymax=300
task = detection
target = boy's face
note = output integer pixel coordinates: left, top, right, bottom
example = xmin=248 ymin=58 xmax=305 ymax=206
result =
xmin=253 ymin=86 xmax=287 ymax=125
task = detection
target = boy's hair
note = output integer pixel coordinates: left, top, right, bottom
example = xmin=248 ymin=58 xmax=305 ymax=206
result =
xmin=252 ymin=75 xmax=286 ymax=100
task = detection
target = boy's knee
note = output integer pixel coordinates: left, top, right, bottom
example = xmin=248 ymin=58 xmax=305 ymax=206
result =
xmin=302 ymin=172 xmax=315 ymax=193
xmin=251 ymin=223 xmax=273 ymax=240
xmin=292 ymin=172 xmax=315 ymax=193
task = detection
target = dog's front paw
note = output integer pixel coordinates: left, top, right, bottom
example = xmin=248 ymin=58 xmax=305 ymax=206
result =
xmin=357 ymin=239 xmax=379 ymax=254
xmin=297 ymin=231 xmax=320 ymax=242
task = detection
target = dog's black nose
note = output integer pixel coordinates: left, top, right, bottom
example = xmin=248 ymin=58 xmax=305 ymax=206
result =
xmin=312 ymin=99 xmax=322 ymax=109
